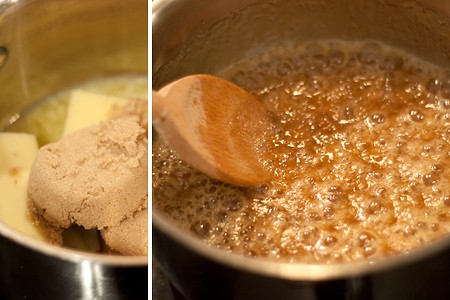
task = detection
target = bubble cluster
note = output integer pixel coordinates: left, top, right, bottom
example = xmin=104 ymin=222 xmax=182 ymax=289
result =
xmin=153 ymin=40 xmax=450 ymax=264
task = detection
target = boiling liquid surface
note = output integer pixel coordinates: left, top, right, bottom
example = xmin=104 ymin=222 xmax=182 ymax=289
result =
xmin=152 ymin=41 xmax=450 ymax=263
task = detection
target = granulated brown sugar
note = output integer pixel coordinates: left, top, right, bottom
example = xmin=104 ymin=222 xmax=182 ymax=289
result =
xmin=28 ymin=100 xmax=148 ymax=255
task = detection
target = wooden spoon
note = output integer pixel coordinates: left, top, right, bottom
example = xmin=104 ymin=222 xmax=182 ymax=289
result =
xmin=152 ymin=74 xmax=273 ymax=187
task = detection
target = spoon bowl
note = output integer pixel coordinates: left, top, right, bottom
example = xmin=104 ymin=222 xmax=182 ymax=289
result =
xmin=152 ymin=74 xmax=273 ymax=186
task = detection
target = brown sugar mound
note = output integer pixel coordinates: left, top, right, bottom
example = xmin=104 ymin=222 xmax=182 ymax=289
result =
xmin=28 ymin=115 xmax=148 ymax=230
xmin=101 ymin=208 xmax=148 ymax=256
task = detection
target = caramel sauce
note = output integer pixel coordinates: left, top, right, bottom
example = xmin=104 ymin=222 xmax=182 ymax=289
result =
xmin=153 ymin=40 xmax=450 ymax=263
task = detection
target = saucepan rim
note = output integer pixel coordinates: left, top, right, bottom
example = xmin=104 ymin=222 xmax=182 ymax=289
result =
xmin=0 ymin=218 xmax=148 ymax=266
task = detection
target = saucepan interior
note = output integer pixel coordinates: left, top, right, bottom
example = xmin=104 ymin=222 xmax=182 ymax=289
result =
xmin=152 ymin=0 xmax=450 ymax=281
xmin=0 ymin=0 xmax=147 ymax=297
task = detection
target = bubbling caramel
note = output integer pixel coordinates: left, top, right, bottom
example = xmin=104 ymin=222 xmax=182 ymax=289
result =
xmin=152 ymin=40 xmax=450 ymax=263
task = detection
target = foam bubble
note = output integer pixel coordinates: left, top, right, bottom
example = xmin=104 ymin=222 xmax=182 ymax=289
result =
xmin=379 ymin=54 xmax=404 ymax=71
xmin=276 ymin=61 xmax=294 ymax=77
xmin=369 ymin=113 xmax=385 ymax=125
xmin=190 ymin=220 xmax=212 ymax=238
xmin=329 ymin=50 xmax=345 ymax=66
xmin=443 ymin=196 xmax=450 ymax=206
xmin=356 ymin=42 xmax=382 ymax=65
xmin=441 ymin=77 xmax=450 ymax=98
xmin=427 ymin=78 xmax=441 ymax=94
xmin=410 ymin=109 xmax=425 ymax=122
xmin=423 ymin=172 xmax=440 ymax=186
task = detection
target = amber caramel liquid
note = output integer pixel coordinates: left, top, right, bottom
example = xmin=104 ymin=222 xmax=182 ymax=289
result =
xmin=152 ymin=40 xmax=450 ymax=263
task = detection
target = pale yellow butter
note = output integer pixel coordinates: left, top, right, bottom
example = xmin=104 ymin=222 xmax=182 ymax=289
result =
xmin=63 ymin=90 xmax=130 ymax=135
xmin=0 ymin=132 xmax=46 ymax=241
xmin=0 ymin=132 xmax=37 ymax=173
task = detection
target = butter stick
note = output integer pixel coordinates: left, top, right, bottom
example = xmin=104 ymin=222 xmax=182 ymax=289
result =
xmin=0 ymin=132 xmax=47 ymax=241
xmin=63 ymin=90 xmax=130 ymax=135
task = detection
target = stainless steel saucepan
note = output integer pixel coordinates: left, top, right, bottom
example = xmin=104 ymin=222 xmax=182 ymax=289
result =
xmin=152 ymin=0 xmax=450 ymax=299
xmin=0 ymin=0 xmax=148 ymax=298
